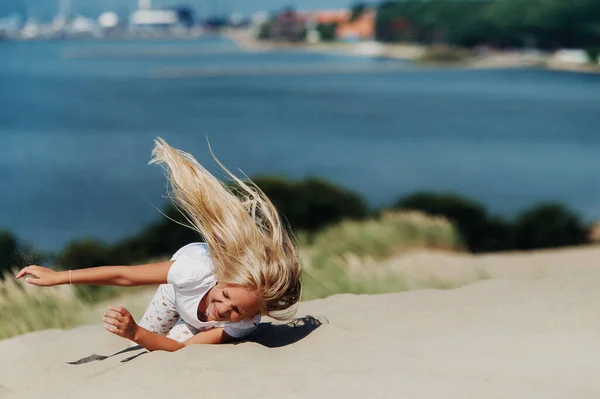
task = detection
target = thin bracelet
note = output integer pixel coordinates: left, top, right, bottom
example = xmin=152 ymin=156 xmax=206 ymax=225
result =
xmin=69 ymin=270 xmax=73 ymax=285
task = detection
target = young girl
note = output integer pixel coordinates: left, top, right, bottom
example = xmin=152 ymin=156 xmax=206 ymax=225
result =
xmin=15 ymin=138 xmax=302 ymax=352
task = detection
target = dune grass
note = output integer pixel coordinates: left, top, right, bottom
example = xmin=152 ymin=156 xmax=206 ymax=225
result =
xmin=300 ymin=211 xmax=465 ymax=300
xmin=0 ymin=271 xmax=83 ymax=340
xmin=0 ymin=271 xmax=155 ymax=340
xmin=1 ymin=211 xmax=472 ymax=340
xmin=306 ymin=210 xmax=462 ymax=263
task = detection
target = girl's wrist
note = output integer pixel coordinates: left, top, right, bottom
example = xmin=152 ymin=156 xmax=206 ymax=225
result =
xmin=132 ymin=324 xmax=144 ymax=342
xmin=60 ymin=270 xmax=72 ymax=285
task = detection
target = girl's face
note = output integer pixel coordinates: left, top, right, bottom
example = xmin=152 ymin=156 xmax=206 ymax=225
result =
xmin=204 ymin=282 xmax=261 ymax=323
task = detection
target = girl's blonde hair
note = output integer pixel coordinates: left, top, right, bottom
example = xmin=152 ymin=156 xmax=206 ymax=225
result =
xmin=149 ymin=138 xmax=302 ymax=319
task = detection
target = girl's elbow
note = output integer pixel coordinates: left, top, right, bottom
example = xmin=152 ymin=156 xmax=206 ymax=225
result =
xmin=166 ymin=346 xmax=182 ymax=352
xmin=114 ymin=270 xmax=139 ymax=286
xmin=173 ymin=341 xmax=189 ymax=351
xmin=114 ymin=277 xmax=135 ymax=287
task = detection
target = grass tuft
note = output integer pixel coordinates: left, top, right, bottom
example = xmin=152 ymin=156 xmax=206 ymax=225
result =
xmin=300 ymin=211 xmax=466 ymax=300
xmin=0 ymin=271 xmax=83 ymax=340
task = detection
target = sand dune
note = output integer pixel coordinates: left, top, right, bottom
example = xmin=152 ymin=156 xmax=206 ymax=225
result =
xmin=1 ymin=246 xmax=600 ymax=399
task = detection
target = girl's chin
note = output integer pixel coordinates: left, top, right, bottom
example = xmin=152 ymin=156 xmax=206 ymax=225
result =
xmin=199 ymin=303 xmax=213 ymax=322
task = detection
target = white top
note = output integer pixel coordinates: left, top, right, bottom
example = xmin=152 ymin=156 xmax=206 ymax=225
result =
xmin=166 ymin=242 xmax=260 ymax=339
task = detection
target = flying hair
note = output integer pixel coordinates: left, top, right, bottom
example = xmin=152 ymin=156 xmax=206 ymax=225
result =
xmin=149 ymin=138 xmax=302 ymax=319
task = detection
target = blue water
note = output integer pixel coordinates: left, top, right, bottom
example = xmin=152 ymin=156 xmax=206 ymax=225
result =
xmin=0 ymin=0 xmax=355 ymax=21
xmin=1 ymin=37 xmax=600 ymax=251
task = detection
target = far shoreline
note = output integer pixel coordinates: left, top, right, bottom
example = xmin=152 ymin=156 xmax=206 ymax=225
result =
xmin=223 ymin=28 xmax=600 ymax=75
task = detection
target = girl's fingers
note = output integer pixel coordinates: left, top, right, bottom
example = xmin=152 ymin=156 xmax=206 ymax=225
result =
xmin=105 ymin=306 xmax=134 ymax=338
xmin=104 ymin=324 xmax=118 ymax=333
xmin=104 ymin=311 xmax=122 ymax=322
xmin=109 ymin=305 xmax=128 ymax=316
xmin=16 ymin=266 xmax=37 ymax=279
xmin=103 ymin=317 xmax=121 ymax=328
xmin=103 ymin=315 xmax=118 ymax=325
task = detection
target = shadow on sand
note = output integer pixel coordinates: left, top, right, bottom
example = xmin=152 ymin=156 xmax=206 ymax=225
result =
xmin=67 ymin=315 xmax=326 ymax=365
xmin=67 ymin=345 xmax=147 ymax=365
xmin=245 ymin=315 xmax=326 ymax=348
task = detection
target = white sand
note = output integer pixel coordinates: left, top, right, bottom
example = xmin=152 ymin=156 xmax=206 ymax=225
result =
xmin=2 ymin=246 xmax=600 ymax=399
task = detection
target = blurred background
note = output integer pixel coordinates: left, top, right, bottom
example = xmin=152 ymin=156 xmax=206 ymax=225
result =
xmin=1 ymin=0 xmax=600 ymax=337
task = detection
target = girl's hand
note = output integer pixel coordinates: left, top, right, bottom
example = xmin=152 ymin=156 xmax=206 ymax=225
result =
xmin=104 ymin=306 xmax=138 ymax=341
xmin=15 ymin=265 xmax=61 ymax=286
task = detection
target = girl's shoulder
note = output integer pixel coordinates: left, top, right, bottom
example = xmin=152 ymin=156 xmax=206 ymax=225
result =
xmin=171 ymin=242 xmax=210 ymax=261
xmin=168 ymin=242 xmax=215 ymax=287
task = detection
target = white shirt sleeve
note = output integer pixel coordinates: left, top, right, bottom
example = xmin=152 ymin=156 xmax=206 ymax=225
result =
xmin=168 ymin=243 xmax=212 ymax=288
xmin=224 ymin=315 xmax=261 ymax=339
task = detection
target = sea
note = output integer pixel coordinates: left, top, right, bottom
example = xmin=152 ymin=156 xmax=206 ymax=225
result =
xmin=1 ymin=36 xmax=599 ymax=252
xmin=0 ymin=0 xmax=356 ymax=22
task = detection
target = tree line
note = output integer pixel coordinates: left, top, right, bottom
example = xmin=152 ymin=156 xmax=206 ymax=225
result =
xmin=0 ymin=175 xmax=594 ymax=279
xmin=375 ymin=0 xmax=600 ymax=53
xmin=261 ymin=1 xmax=600 ymax=60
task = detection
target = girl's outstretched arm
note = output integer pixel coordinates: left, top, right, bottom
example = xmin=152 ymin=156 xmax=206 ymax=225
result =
xmin=15 ymin=261 xmax=174 ymax=287
xmin=105 ymin=306 xmax=228 ymax=351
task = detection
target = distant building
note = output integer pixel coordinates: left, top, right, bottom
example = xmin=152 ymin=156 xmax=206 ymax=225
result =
xmin=311 ymin=9 xmax=375 ymax=41
xmin=98 ymin=12 xmax=119 ymax=36
xmin=98 ymin=12 xmax=119 ymax=29
xmin=67 ymin=15 xmax=96 ymax=35
xmin=130 ymin=9 xmax=179 ymax=27
xmin=311 ymin=9 xmax=348 ymax=25
xmin=336 ymin=10 xmax=375 ymax=41
xmin=271 ymin=8 xmax=375 ymax=42
xmin=129 ymin=0 xmax=194 ymax=29
xmin=272 ymin=8 xmax=310 ymax=41
xmin=552 ymin=49 xmax=591 ymax=65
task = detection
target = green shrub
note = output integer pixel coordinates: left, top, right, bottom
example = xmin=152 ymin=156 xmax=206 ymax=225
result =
xmin=476 ymin=215 xmax=515 ymax=252
xmin=112 ymin=204 xmax=201 ymax=265
xmin=350 ymin=3 xmax=368 ymax=22
xmin=585 ymin=47 xmax=600 ymax=64
xmin=418 ymin=46 xmax=471 ymax=64
xmin=0 ymin=231 xmax=48 ymax=276
xmin=0 ymin=231 xmax=19 ymax=275
xmin=513 ymin=203 xmax=588 ymax=250
xmin=394 ymin=191 xmax=499 ymax=252
xmin=252 ymin=176 xmax=370 ymax=233
xmin=55 ymin=239 xmax=127 ymax=303
xmin=56 ymin=239 xmax=115 ymax=270
xmin=257 ymin=20 xmax=273 ymax=40
xmin=316 ymin=23 xmax=338 ymax=41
